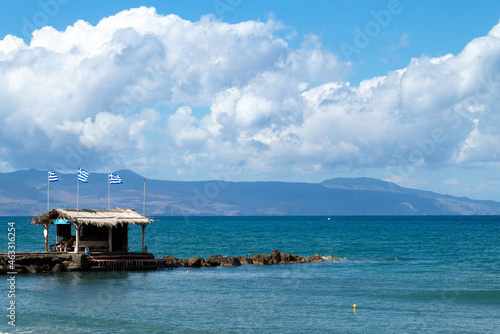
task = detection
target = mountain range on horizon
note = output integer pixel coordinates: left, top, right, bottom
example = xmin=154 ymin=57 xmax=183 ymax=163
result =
xmin=1 ymin=169 xmax=499 ymax=216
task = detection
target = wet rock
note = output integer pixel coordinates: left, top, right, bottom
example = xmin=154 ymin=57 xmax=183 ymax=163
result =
xmin=188 ymin=257 xmax=203 ymax=267
xmin=280 ymin=253 xmax=291 ymax=263
xmin=26 ymin=265 xmax=40 ymax=274
xmin=220 ymin=256 xmax=241 ymax=267
xmin=271 ymin=250 xmax=281 ymax=264
xmin=162 ymin=255 xmax=180 ymax=267
xmin=65 ymin=262 xmax=81 ymax=271
xmin=52 ymin=263 xmax=66 ymax=272
xmin=289 ymin=254 xmax=304 ymax=262
xmin=203 ymin=255 xmax=224 ymax=267
xmin=178 ymin=259 xmax=189 ymax=267
xmin=14 ymin=267 xmax=26 ymax=274
xmin=250 ymin=253 xmax=272 ymax=265
xmin=237 ymin=256 xmax=252 ymax=265
xmin=304 ymin=254 xmax=323 ymax=263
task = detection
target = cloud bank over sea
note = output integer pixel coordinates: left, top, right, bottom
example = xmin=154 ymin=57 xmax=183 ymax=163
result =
xmin=1 ymin=7 xmax=500 ymax=194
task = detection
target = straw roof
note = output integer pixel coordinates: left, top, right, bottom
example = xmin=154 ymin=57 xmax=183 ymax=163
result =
xmin=32 ymin=208 xmax=152 ymax=227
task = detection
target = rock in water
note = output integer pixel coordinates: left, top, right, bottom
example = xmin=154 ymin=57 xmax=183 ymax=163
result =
xmin=280 ymin=253 xmax=291 ymax=263
xmin=188 ymin=257 xmax=203 ymax=267
xmin=52 ymin=263 xmax=66 ymax=272
xmin=271 ymin=250 xmax=281 ymax=264
xmin=220 ymin=256 xmax=241 ymax=267
xmin=289 ymin=254 xmax=304 ymax=262
xmin=162 ymin=255 xmax=180 ymax=267
xmin=250 ymin=253 xmax=272 ymax=265
xmin=177 ymin=259 xmax=188 ymax=267
xmin=304 ymin=254 xmax=323 ymax=263
xmin=26 ymin=265 xmax=40 ymax=274
xmin=203 ymin=255 xmax=224 ymax=267
xmin=237 ymin=256 xmax=252 ymax=265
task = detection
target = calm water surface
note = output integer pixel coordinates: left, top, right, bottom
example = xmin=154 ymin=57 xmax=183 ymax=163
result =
xmin=0 ymin=216 xmax=499 ymax=333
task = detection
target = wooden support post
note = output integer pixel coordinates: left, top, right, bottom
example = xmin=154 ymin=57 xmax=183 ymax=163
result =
xmin=74 ymin=224 xmax=80 ymax=253
xmin=44 ymin=225 xmax=49 ymax=252
xmin=142 ymin=224 xmax=146 ymax=253
xmin=108 ymin=227 xmax=113 ymax=252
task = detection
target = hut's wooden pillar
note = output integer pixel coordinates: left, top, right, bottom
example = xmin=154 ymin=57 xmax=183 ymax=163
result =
xmin=44 ymin=224 xmax=49 ymax=252
xmin=108 ymin=227 xmax=113 ymax=252
xmin=74 ymin=224 xmax=80 ymax=253
xmin=142 ymin=224 xmax=146 ymax=253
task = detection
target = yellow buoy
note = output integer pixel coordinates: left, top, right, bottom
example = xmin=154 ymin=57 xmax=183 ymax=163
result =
xmin=327 ymin=217 xmax=331 ymax=220
xmin=187 ymin=270 xmax=189 ymax=273
xmin=353 ymin=304 xmax=357 ymax=311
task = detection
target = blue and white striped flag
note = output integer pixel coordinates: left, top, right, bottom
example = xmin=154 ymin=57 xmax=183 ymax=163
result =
xmin=109 ymin=173 xmax=123 ymax=184
xmin=48 ymin=170 xmax=59 ymax=182
xmin=78 ymin=168 xmax=89 ymax=183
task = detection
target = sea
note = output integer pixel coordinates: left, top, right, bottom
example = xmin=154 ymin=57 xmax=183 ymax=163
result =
xmin=0 ymin=216 xmax=499 ymax=333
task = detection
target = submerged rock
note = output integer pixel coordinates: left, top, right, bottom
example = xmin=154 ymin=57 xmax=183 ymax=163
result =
xmin=220 ymin=256 xmax=241 ymax=267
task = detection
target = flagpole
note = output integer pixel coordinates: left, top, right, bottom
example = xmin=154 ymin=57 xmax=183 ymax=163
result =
xmin=77 ymin=178 xmax=79 ymax=215
xmin=143 ymin=179 xmax=146 ymax=216
xmin=108 ymin=173 xmax=110 ymax=210
xmin=47 ymin=170 xmax=50 ymax=212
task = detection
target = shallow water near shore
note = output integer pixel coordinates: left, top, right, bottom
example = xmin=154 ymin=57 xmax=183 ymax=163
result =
xmin=1 ymin=216 xmax=499 ymax=333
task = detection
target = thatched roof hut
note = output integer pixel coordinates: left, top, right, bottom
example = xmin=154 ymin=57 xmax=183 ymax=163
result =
xmin=32 ymin=208 xmax=152 ymax=227
xmin=32 ymin=208 xmax=152 ymax=253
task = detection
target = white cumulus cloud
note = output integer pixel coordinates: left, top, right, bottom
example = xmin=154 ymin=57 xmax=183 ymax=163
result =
xmin=1 ymin=7 xmax=500 ymax=185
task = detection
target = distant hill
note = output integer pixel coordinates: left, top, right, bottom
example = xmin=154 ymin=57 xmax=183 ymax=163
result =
xmin=1 ymin=169 xmax=499 ymax=216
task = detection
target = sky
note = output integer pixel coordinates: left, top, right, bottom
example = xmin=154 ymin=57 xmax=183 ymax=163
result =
xmin=1 ymin=0 xmax=500 ymax=201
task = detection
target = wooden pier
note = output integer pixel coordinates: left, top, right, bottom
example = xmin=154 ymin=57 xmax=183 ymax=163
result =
xmin=88 ymin=253 xmax=173 ymax=271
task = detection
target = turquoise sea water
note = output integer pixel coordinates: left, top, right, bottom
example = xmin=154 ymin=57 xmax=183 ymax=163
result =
xmin=1 ymin=216 xmax=499 ymax=333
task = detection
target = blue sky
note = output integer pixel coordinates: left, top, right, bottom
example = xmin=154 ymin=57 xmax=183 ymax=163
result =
xmin=2 ymin=1 xmax=500 ymax=83
xmin=1 ymin=0 xmax=500 ymax=201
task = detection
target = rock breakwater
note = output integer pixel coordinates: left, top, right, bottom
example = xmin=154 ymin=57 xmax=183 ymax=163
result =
xmin=0 ymin=250 xmax=339 ymax=274
xmin=163 ymin=250 xmax=330 ymax=268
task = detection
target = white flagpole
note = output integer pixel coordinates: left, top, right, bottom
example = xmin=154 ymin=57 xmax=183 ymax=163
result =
xmin=77 ymin=178 xmax=80 ymax=215
xmin=47 ymin=170 xmax=50 ymax=212
xmin=108 ymin=173 xmax=110 ymax=210
xmin=143 ymin=179 xmax=146 ymax=216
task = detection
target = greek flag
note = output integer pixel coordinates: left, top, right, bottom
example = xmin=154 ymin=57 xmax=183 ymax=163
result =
xmin=109 ymin=173 xmax=123 ymax=184
xmin=78 ymin=168 xmax=89 ymax=183
xmin=48 ymin=170 xmax=59 ymax=182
